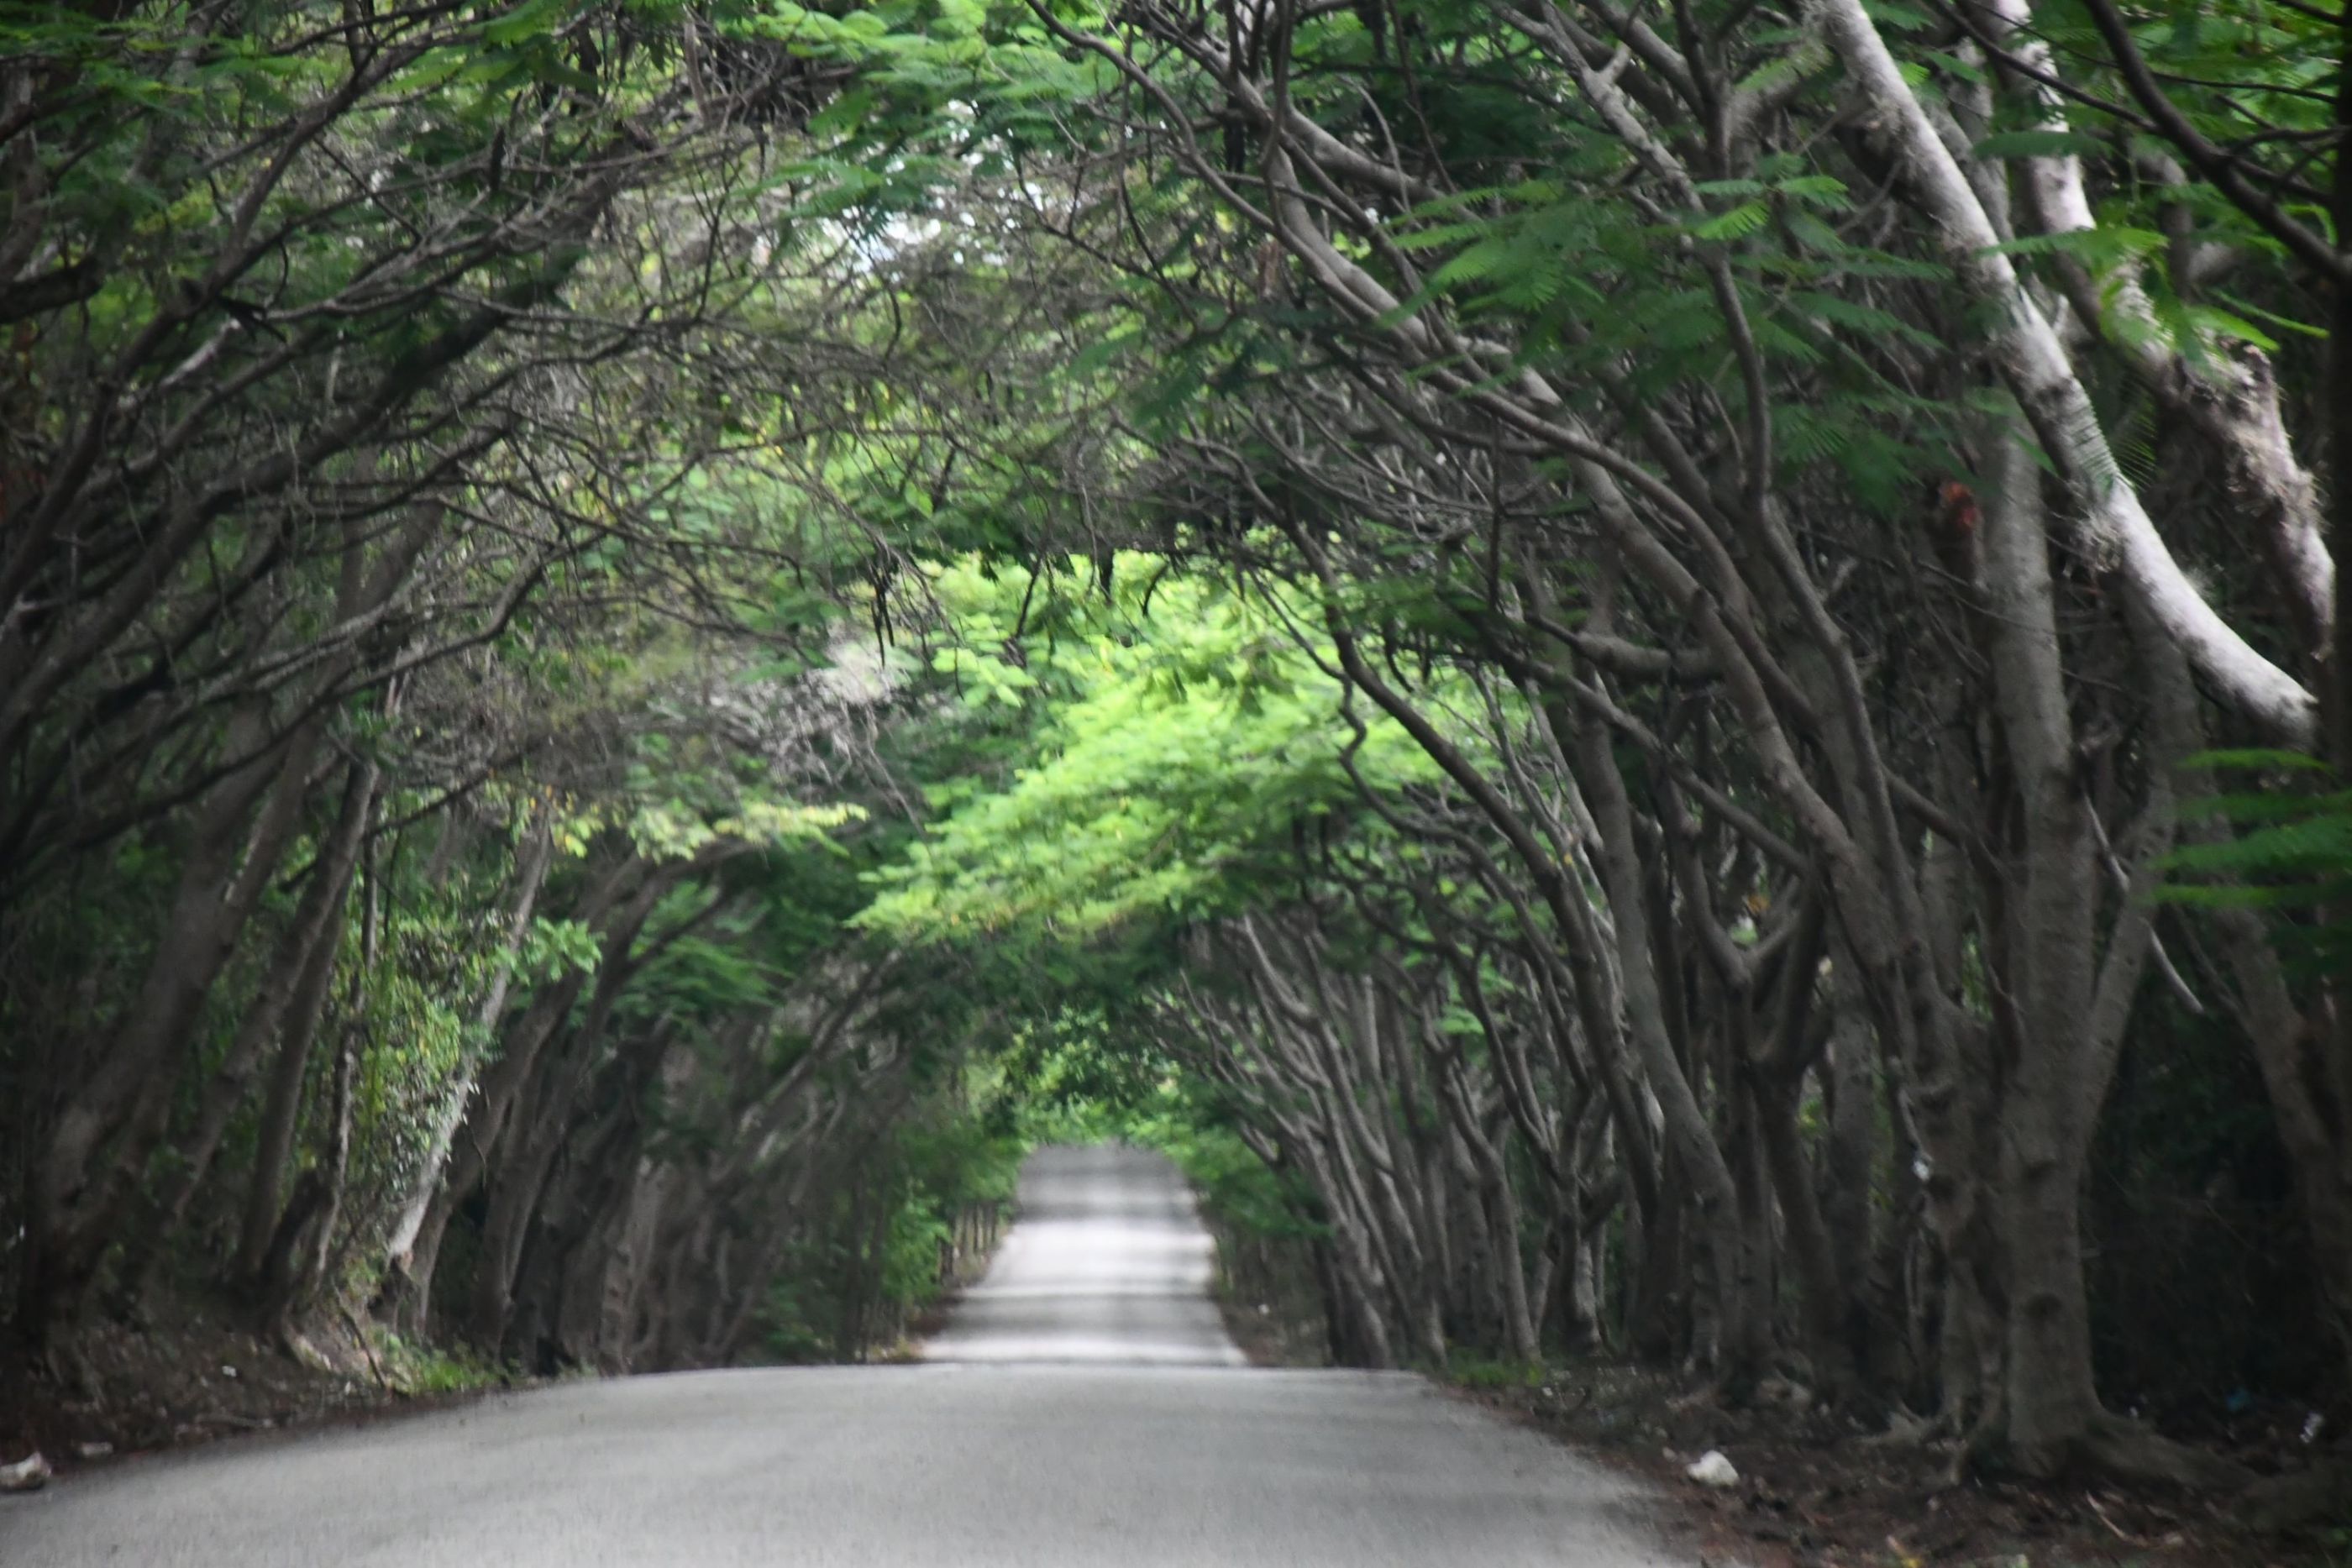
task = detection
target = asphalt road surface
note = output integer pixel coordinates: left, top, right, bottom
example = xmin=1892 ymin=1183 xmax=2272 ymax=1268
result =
xmin=923 ymin=1142 xmax=1247 ymax=1366
xmin=0 ymin=1144 xmax=1690 ymax=1566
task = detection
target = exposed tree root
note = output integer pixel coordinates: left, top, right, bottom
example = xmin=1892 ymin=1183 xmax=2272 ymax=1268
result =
xmin=2235 ymin=1454 xmax=2352 ymax=1531
xmin=1951 ymin=1396 xmax=2255 ymax=1493
xmin=1965 ymin=1410 xmax=2255 ymax=1492
xmin=1860 ymin=1403 xmax=1946 ymax=1447
xmin=2076 ymin=1414 xmax=2255 ymax=1492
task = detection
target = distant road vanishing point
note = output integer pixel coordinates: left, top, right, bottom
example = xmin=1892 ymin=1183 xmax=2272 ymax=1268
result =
xmin=921 ymin=1142 xmax=1247 ymax=1366
xmin=0 ymin=1144 xmax=1691 ymax=1566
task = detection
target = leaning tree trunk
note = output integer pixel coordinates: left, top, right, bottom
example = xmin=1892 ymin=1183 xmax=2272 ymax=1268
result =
xmin=2135 ymin=589 xmax=2352 ymax=1394
xmin=17 ymin=702 xmax=325 ymax=1341
xmin=375 ymin=819 xmax=555 ymax=1280
xmin=255 ymin=830 xmax=377 ymax=1342
xmin=1799 ymin=0 xmax=2316 ymax=745
xmin=385 ymin=852 xmax=658 ymax=1335
xmin=234 ymin=760 xmax=380 ymax=1283
xmin=113 ymin=756 xmax=376 ymax=1306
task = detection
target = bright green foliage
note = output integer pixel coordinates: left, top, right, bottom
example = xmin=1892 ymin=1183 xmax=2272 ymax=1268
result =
xmin=862 ymin=557 xmax=1441 ymax=941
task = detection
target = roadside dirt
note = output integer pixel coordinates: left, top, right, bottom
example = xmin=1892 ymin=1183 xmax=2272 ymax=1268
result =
xmin=1 ymin=1298 xmax=500 ymax=1482
xmin=1205 ymin=1224 xmax=1331 ymax=1369
xmin=1455 ymin=1360 xmax=2344 ymax=1568
xmin=1211 ymin=1283 xmax=1331 ymax=1367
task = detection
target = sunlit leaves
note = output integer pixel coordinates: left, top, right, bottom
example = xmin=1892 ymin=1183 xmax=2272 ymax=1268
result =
xmin=630 ymin=798 xmax=867 ymax=859
xmin=859 ymin=559 xmax=1441 ymax=942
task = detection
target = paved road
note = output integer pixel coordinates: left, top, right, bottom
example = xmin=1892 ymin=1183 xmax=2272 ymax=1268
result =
xmin=0 ymin=1144 xmax=1688 ymax=1566
xmin=924 ymin=1143 xmax=1246 ymax=1366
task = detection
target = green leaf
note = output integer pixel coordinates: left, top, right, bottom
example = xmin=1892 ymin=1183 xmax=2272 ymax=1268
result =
xmin=1690 ymin=201 xmax=1770 ymax=242
xmin=1971 ymin=129 xmax=2104 ymax=160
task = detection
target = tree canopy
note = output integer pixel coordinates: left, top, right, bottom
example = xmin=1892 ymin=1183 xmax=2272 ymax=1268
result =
xmin=4 ymin=0 xmax=2349 ymax=1502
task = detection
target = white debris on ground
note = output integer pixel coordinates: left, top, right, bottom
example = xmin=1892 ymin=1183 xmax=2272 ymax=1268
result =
xmin=1 ymin=1450 xmax=53 ymax=1492
xmin=1683 ymin=1450 xmax=1739 ymax=1489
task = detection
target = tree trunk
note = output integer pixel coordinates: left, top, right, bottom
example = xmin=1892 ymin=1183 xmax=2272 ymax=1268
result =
xmin=18 ymin=704 xmax=326 ymax=1340
xmin=233 ymin=763 xmax=378 ymax=1282
xmin=375 ymin=818 xmax=555 ymax=1293
xmin=1801 ymin=0 xmax=2315 ymax=743
xmin=387 ymin=852 xmax=660 ymax=1335
xmin=114 ymin=757 xmax=375 ymax=1304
